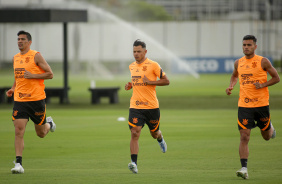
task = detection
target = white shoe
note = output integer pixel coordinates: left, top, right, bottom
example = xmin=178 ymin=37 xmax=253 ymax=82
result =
xmin=158 ymin=136 xmax=167 ymax=153
xmin=236 ymin=167 xmax=248 ymax=179
xmin=11 ymin=161 xmax=24 ymax=174
xmin=47 ymin=116 xmax=56 ymax=132
xmin=271 ymin=124 xmax=276 ymax=139
xmin=128 ymin=162 xmax=138 ymax=174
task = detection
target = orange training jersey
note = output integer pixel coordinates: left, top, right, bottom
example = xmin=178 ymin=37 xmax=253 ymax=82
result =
xmin=13 ymin=50 xmax=46 ymax=102
xmin=237 ymin=55 xmax=269 ymax=107
xmin=129 ymin=58 xmax=165 ymax=109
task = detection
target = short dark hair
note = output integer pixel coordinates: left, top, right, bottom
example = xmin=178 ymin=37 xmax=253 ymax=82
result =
xmin=17 ymin=30 xmax=32 ymax=41
xmin=133 ymin=39 xmax=146 ymax=48
xmin=243 ymin=35 xmax=257 ymax=43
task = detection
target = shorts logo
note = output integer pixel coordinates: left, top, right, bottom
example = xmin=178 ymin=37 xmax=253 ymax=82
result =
xmin=35 ymin=111 xmax=45 ymax=116
xmin=260 ymin=117 xmax=269 ymax=122
xmin=242 ymin=119 xmax=248 ymax=125
xmin=150 ymin=120 xmax=159 ymax=124
xmin=132 ymin=117 xmax=138 ymax=124
xmin=13 ymin=110 xmax=18 ymax=117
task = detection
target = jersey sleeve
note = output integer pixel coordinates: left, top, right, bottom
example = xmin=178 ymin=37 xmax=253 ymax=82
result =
xmin=153 ymin=62 xmax=165 ymax=78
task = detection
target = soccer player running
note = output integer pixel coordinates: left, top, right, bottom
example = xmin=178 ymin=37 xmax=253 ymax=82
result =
xmin=226 ymin=35 xmax=280 ymax=179
xmin=6 ymin=30 xmax=56 ymax=174
xmin=125 ymin=39 xmax=170 ymax=174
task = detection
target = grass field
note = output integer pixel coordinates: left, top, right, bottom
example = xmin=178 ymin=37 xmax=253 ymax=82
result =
xmin=0 ymin=69 xmax=281 ymax=184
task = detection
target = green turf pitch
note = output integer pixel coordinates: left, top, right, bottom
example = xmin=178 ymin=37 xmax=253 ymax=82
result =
xmin=0 ymin=72 xmax=281 ymax=183
xmin=0 ymin=108 xmax=281 ymax=184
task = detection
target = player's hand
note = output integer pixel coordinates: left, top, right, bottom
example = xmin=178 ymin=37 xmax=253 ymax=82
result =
xmin=143 ymin=75 xmax=150 ymax=85
xmin=6 ymin=89 xmax=14 ymax=97
xmin=24 ymin=70 xmax=33 ymax=79
xmin=225 ymin=87 xmax=233 ymax=95
xmin=253 ymin=82 xmax=263 ymax=89
xmin=125 ymin=82 xmax=132 ymax=90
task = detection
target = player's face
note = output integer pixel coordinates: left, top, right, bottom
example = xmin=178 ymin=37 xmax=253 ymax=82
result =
xmin=242 ymin=40 xmax=257 ymax=56
xmin=133 ymin=45 xmax=147 ymax=63
xmin=18 ymin=34 xmax=31 ymax=51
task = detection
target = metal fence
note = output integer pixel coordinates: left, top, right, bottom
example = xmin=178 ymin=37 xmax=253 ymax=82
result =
xmin=146 ymin=0 xmax=282 ymax=20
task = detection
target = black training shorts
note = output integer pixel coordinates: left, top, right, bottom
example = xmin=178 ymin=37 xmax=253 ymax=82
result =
xmin=128 ymin=108 xmax=160 ymax=132
xmin=12 ymin=100 xmax=46 ymax=125
xmin=238 ymin=106 xmax=271 ymax=131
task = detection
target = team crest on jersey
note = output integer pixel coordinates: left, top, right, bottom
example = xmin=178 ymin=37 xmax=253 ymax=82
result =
xmin=242 ymin=119 xmax=248 ymax=125
xmin=25 ymin=57 xmax=30 ymax=63
xmin=20 ymin=60 xmax=23 ymax=64
xmin=132 ymin=117 xmax=138 ymax=124
xmin=252 ymin=62 xmax=257 ymax=68
xmin=142 ymin=66 xmax=147 ymax=71
xmin=13 ymin=110 xmax=18 ymax=117
xmin=246 ymin=65 xmax=250 ymax=69
xmin=136 ymin=69 xmax=139 ymax=72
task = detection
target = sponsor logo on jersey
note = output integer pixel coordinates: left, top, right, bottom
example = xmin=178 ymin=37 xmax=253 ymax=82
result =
xmin=135 ymin=100 xmax=148 ymax=106
xmin=244 ymin=97 xmax=258 ymax=103
xmin=19 ymin=93 xmax=31 ymax=98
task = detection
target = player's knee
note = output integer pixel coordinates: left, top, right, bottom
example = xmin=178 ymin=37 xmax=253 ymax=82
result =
xmin=240 ymin=134 xmax=250 ymax=142
xmin=151 ymin=133 xmax=158 ymax=139
xmin=36 ymin=131 xmax=47 ymax=138
xmin=150 ymin=130 xmax=160 ymax=139
xmin=15 ymin=127 xmax=25 ymax=138
xmin=131 ymin=129 xmax=140 ymax=138
xmin=263 ymin=135 xmax=271 ymax=141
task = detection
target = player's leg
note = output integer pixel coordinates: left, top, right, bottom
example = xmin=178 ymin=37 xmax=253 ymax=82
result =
xmin=12 ymin=118 xmax=28 ymax=174
xmin=128 ymin=126 xmax=141 ymax=173
xmin=34 ymin=123 xmax=50 ymax=138
xmin=146 ymin=108 xmax=167 ymax=153
xmin=260 ymin=123 xmax=275 ymax=140
xmin=239 ymin=129 xmax=251 ymax=161
xmin=236 ymin=107 xmax=254 ymax=179
xmin=30 ymin=100 xmax=56 ymax=138
xmin=256 ymin=106 xmax=275 ymax=140
xmin=128 ymin=108 xmax=144 ymax=173
xmin=151 ymin=130 xmax=167 ymax=153
xmin=130 ymin=126 xmax=142 ymax=156
xmin=237 ymin=129 xmax=251 ymax=179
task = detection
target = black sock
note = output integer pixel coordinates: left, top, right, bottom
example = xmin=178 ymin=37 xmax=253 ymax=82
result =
xmin=240 ymin=159 xmax=247 ymax=168
xmin=157 ymin=137 xmax=163 ymax=143
xmin=16 ymin=156 xmax=22 ymax=166
xmin=48 ymin=121 xmax=53 ymax=129
xmin=131 ymin=154 xmax=138 ymax=165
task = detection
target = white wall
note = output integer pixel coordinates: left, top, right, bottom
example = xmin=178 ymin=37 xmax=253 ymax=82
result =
xmin=1 ymin=20 xmax=281 ymax=64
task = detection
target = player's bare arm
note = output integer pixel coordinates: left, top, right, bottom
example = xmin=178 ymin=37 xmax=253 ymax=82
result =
xmin=143 ymin=75 xmax=170 ymax=86
xmin=24 ymin=52 xmax=53 ymax=79
xmin=226 ymin=59 xmax=239 ymax=95
xmin=253 ymin=58 xmax=280 ymax=89
xmin=6 ymin=80 xmax=16 ymax=97
xmin=6 ymin=58 xmax=16 ymax=97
